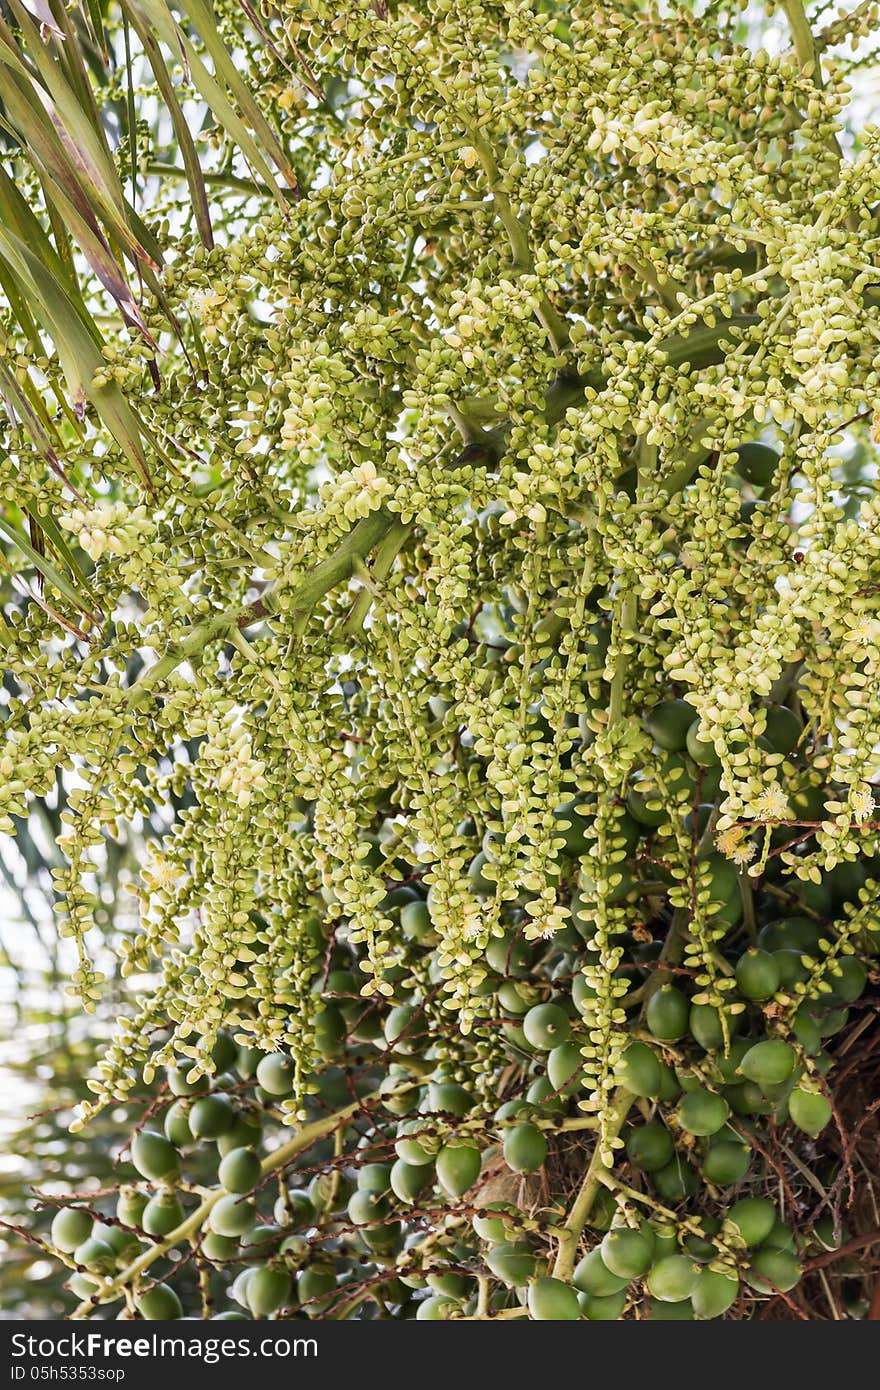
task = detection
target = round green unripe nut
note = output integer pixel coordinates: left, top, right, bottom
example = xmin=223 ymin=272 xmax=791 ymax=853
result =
xmin=762 ymin=705 xmax=802 ymax=755
xmin=645 ymin=700 xmax=697 ymax=752
xmin=646 ymin=985 xmax=689 ymax=1042
xmin=201 ymin=1231 xmax=240 ymax=1262
xmin=546 ymin=1041 xmax=583 ymax=1094
xmin=347 ymin=1189 xmax=388 ymax=1225
xmin=217 ymin=1114 xmax=262 ymax=1156
xmin=389 ymin=1158 xmax=433 ymax=1204
xmin=131 ymin=1131 xmax=179 ymax=1182
xmin=788 ymin=1088 xmax=832 ymax=1138
xmin=436 ymin=1143 xmax=481 ymax=1197
xmin=600 ymin=1227 xmax=654 ymax=1280
xmin=503 ymin=1123 xmax=546 ymax=1175
xmin=278 ymin=1189 xmax=314 ymax=1230
xmin=677 ymin=1088 xmax=730 ymax=1137
xmin=357 ymin=1162 xmax=392 ymax=1193
xmin=255 ymin=1053 xmax=295 ymax=1096
xmin=247 ymin=1267 xmax=292 ymax=1317
xmin=646 ymin=1255 xmax=699 ymax=1303
xmin=486 ymin=1242 xmax=537 ymax=1287
xmin=400 ymin=899 xmax=433 ymax=943
xmin=73 ymin=1238 xmax=116 ymax=1274
xmin=218 ymin=1147 xmax=262 ymax=1194
xmin=578 ymin=1289 xmax=628 ymax=1320
xmin=142 ymin=1190 xmax=185 ymax=1238
xmin=626 ymin=1124 xmax=674 ymax=1172
xmin=100 ymin=1224 xmax=139 ymax=1260
xmin=296 ymin=1264 xmax=336 ymax=1316
xmin=116 ymin=1188 xmax=147 ymax=1229
xmin=745 ymin=1248 xmax=802 ymax=1294
xmin=686 ymin=722 xmax=720 ymax=767
xmin=416 ymin=1294 xmax=460 ymax=1320
xmin=394 ymin=1121 xmax=434 ymax=1166
xmin=209 ymin=1195 xmax=255 ymax=1238
xmin=164 ymin=1100 xmax=194 ymax=1148
xmin=135 ymin=1283 xmax=182 ymax=1320
xmin=692 ymin=1269 xmax=739 ymax=1319
xmin=425 ymin=1081 xmax=473 ymax=1116
xmin=652 ymin=1157 xmax=699 ymax=1201
xmin=702 ymin=1140 xmax=751 ymax=1185
xmin=522 ymin=1002 xmax=570 ymax=1051
xmin=189 ymin=1094 xmax=235 ymax=1140
xmin=728 ymin=1197 xmax=777 ymax=1247
xmin=735 ymin=949 xmax=781 ymax=1001
xmin=739 ymin=1040 xmax=796 ymax=1089
xmin=734 ymin=441 xmax=779 ymax=487
xmin=573 ymin=1248 xmax=629 ymax=1297
xmin=50 ymin=1207 xmax=93 ymax=1254
xmin=614 ymin=1042 xmax=662 ymax=1097
xmin=527 ymin=1276 xmax=580 ymax=1320
xmin=166 ymin=1067 xmax=208 ymax=1097
xmin=826 ymin=956 xmax=867 ymax=1004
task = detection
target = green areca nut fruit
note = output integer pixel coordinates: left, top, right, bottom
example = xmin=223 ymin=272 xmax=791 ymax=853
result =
xmin=135 ymin=1283 xmax=182 ymax=1320
xmin=255 ymin=1053 xmax=295 ymax=1096
xmin=600 ymin=1227 xmax=654 ymax=1279
xmin=686 ymin=722 xmax=720 ymax=767
xmin=527 ymin=1276 xmax=580 ymax=1320
xmin=788 ymin=1087 xmax=832 ymax=1137
xmin=578 ymin=1288 xmax=628 ymax=1320
xmin=189 ymin=1094 xmax=236 ymax=1139
xmin=745 ymin=1248 xmax=802 ymax=1294
xmin=486 ymin=1242 xmax=537 ymax=1287
xmin=573 ymin=1248 xmax=629 ymax=1297
xmin=689 ymin=1003 xmax=727 ymax=1051
xmin=734 ymin=441 xmax=779 ymax=487
xmin=296 ymin=1264 xmax=336 ymax=1315
xmin=247 ymin=1267 xmax=293 ymax=1317
xmin=503 ymin=1123 xmax=547 ymax=1174
xmin=522 ymin=1002 xmax=570 ymax=1050
xmin=645 ymin=699 xmax=697 ymax=751
xmin=692 ymin=1269 xmax=740 ymax=1319
xmin=762 ymin=705 xmax=802 ymax=754
xmin=735 ymin=949 xmax=781 ymax=1001
xmin=702 ymin=1140 xmax=751 ymax=1185
xmin=728 ymin=1197 xmax=777 ymax=1247
xmin=390 ymin=1158 xmax=433 ymax=1204
xmin=652 ymin=1157 xmax=699 ymax=1201
xmin=209 ymin=1194 xmax=255 ymax=1238
xmin=614 ymin=1042 xmax=662 ymax=1097
xmin=436 ymin=1144 xmax=481 ymax=1197
xmin=357 ymin=1162 xmax=392 ymax=1192
xmin=739 ymin=1040 xmax=796 ymax=1088
xmin=73 ymin=1238 xmax=116 ymax=1274
xmin=646 ymin=985 xmax=689 ymax=1042
xmin=50 ymin=1207 xmax=93 ymax=1254
xmin=116 ymin=1188 xmax=147 ymax=1229
xmin=547 ymin=1041 xmax=584 ymax=1093
xmin=131 ymin=1131 xmax=179 ymax=1182
xmin=219 ymin=1146 xmax=262 ymax=1194
xmin=646 ymin=1255 xmax=699 ymax=1303
xmin=142 ymin=1190 xmax=185 ymax=1237
xmin=677 ymin=1088 xmax=730 ymax=1137
xmin=163 ymin=1100 xmax=194 ymax=1148
xmin=626 ymin=1124 xmax=674 ymax=1172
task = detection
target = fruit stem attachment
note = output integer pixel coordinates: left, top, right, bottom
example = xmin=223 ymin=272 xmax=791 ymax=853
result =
xmin=550 ymin=1087 xmax=633 ymax=1282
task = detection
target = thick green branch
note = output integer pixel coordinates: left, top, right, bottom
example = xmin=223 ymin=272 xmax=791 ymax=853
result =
xmin=550 ymin=1088 xmax=634 ymax=1281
